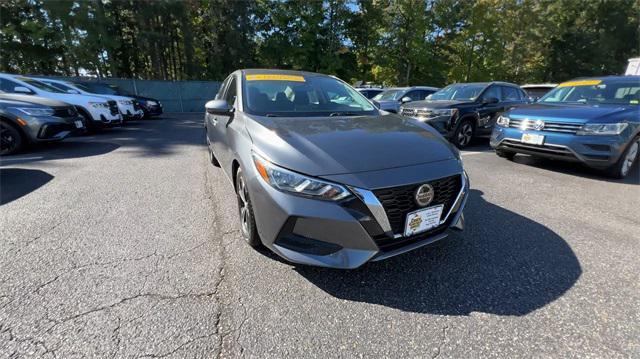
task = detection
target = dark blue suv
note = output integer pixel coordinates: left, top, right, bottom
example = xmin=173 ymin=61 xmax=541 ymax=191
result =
xmin=491 ymin=76 xmax=640 ymax=178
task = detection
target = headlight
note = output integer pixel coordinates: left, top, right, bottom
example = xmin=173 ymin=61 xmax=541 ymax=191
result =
xmin=147 ymin=101 xmax=158 ymax=106
xmin=7 ymin=107 xmax=54 ymax=116
xmin=252 ymin=153 xmax=351 ymax=201
xmin=431 ymin=108 xmax=458 ymax=117
xmin=89 ymin=102 xmax=109 ymax=109
xmin=496 ymin=115 xmax=510 ymax=127
xmin=577 ymin=123 xmax=628 ymax=136
xmin=118 ymin=100 xmax=133 ymax=105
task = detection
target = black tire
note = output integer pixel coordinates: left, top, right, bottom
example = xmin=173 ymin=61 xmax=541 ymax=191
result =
xmin=452 ymin=119 xmax=475 ymax=148
xmin=0 ymin=121 xmax=24 ymax=155
xmin=235 ymin=168 xmax=261 ymax=247
xmin=606 ymin=136 xmax=639 ymax=179
xmin=496 ymin=148 xmax=516 ymax=160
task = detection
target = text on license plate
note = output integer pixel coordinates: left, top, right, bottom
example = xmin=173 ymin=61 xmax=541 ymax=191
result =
xmin=74 ymin=120 xmax=84 ymax=128
xmin=404 ymin=204 xmax=444 ymax=237
xmin=521 ymin=133 xmax=544 ymax=145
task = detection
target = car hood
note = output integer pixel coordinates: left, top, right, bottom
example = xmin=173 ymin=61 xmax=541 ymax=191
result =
xmin=508 ymin=103 xmax=638 ymax=123
xmin=246 ymin=113 xmax=457 ymax=177
xmin=404 ymin=100 xmax=474 ymax=109
xmin=0 ymin=94 xmax=69 ymax=107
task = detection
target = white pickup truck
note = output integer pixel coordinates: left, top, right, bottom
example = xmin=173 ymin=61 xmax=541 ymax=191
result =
xmin=0 ymin=73 xmax=122 ymax=130
xmin=36 ymin=78 xmax=144 ymax=122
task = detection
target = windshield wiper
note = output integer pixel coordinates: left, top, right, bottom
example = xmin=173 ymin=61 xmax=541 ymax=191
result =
xmin=329 ymin=112 xmax=360 ymax=117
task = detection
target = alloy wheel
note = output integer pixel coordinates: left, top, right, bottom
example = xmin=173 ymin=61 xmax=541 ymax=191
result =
xmin=236 ymin=174 xmax=250 ymax=237
xmin=0 ymin=124 xmax=18 ymax=154
xmin=457 ymin=123 xmax=473 ymax=147
xmin=621 ymin=141 xmax=639 ymax=177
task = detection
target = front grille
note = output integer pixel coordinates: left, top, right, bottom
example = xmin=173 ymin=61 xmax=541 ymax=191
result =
xmin=107 ymin=100 xmax=119 ymax=115
xmin=52 ymin=106 xmax=77 ymax=118
xmin=509 ymin=118 xmax=583 ymax=134
xmin=501 ymin=139 xmax=576 ymax=159
xmin=373 ymin=175 xmax=462 ymax=235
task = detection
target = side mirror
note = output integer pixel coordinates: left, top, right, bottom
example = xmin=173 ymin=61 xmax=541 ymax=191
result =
xmin=400 ymin=96 xmax=412 ymax=103
xmin=482 ymin=97 xmax=499 ymax=105
xmin=425 ymin=94 xmax=432 ymax=100
xmin=205 ymin=99 xmax=231 ymax=115
xmin=14 ymin=86 xmax=32 ymax=94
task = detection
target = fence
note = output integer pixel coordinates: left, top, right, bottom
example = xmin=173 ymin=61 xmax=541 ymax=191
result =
xmin=41 ymin=76 xmax=222 ymax=113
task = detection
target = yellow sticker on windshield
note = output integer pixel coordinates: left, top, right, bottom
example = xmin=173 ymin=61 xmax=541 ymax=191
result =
xmin=558 ymin=80 xmax=602 ymax=88
xmin=246 ymin=74 xmax=305 ymax=82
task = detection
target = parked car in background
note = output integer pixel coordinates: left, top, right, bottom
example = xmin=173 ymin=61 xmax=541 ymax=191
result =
xmin=400 ymin=82 xmax=528 ymax=148
xmin=0 ymin=74 xmax=121 ymax=131
xmin=356 ymin=88 xmax=384 ymax=99
xmin=372 ymin=86 xmax=439 ymax=113
xmin=73 ymin=81 xmax=163 ymax=118
xmin=0 ymin=93 xmax=84 ymax=155
xmin=205 ymin=69 xmax=468 ymax=268
xmin=36 ymin=78 xmax=144 ymax=122
xmin=491 ymin=76 xmax=640 ymax=178
xmin=626 ymin=58 xmax=640 ymax=75
xmin=521 ymin=84 xmax=557 ymax=101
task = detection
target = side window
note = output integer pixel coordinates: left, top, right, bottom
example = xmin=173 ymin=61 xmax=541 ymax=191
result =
xmin=405 ymin=90 xmax=423 ymax=101
xmin=0 ymin=79 xmax=33 ymax=94
xmin=223 ymin=76 xmax=237 ymax=107
xmin=501 ymin=86 xmax=520 ymax=101
xmin=482 ymin=85 xmax=501 ymax=101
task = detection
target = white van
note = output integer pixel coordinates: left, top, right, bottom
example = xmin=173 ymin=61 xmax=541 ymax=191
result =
xmin=0 ymin=73 xmax=122 ymax=130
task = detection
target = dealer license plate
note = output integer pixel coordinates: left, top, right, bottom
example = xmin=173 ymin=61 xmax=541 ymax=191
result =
xmin=74 ymin=120 xmax=84 ymax=128
xmin=404 ymin=204 xmax=444 ymax=237
xmin=521 ymin=133 xmax=544 ymax=145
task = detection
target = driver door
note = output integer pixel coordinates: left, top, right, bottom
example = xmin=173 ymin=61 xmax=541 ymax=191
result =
xmin=476 ymin=85 xmax=504 ymax=135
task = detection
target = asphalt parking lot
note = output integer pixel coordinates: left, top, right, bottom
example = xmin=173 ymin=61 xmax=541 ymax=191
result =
xmin=1 ymin=113 xmax=638 ymax=358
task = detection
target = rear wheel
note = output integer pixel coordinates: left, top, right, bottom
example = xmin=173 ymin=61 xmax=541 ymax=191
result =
xmin=496 ymin=148 xmax=516 ymax=160
xmin=235 ymin=168 xmax=261 ymax=247
xmin=0 ymin=121 xmax=24 ymax=155
xmin=606 ymin=137 xmax=639 ymax=179
xmin=452 ymin=119 xmax=474 ymax=148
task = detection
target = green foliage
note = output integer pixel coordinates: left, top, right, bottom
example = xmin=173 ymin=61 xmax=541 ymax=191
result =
xmin=0 ymin=0 xmax=638 ymax=85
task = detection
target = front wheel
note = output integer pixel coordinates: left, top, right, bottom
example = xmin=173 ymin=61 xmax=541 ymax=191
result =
xmin=452 ymin=119 xmax=474 ymax=148
xmin=235 ymin=168 xmax=261 ymax=247
xmin=0 ymin=121 xmax=24 ymax=155
xmin=606 ymin=137 xmax=639 ymax=179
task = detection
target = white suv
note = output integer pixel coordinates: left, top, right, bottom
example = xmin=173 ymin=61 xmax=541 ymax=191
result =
xmin=36 ymin=78 xmax=144 ymax=122
xmin=0 ymin=73 xmax=122 ymax=130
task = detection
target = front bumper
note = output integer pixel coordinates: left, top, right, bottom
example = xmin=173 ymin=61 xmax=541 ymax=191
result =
xmin=248 ymin=164 xmax=469 ymax=269
xmin=120 ymin=104 xmax=144 ymax=121
xmin=20 ymin=116 xmax=86 ymax=142
xmin=89 ymin=108 xmax=122 ymax=127
xmin=490 ymin=126 xmax=629 ymax=169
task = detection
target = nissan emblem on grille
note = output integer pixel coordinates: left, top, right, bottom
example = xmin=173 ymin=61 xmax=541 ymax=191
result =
xmin=414 ymin=184 xmax=435 ymax=207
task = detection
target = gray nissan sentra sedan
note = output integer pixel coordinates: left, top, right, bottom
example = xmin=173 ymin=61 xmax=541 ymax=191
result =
xmin=205 ymin=69 xmax=469 ymax=268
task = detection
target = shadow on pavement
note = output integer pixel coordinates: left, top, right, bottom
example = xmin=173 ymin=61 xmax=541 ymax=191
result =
xmin=0 ymin=168 xmax=54 ymax=205
xmin=512 ymin=156 xmax=640 ymax=185
xmin=296 ymin=189 xmax=582 ymax=316
xmin=0 ymin=141 xmax=120 ymax=167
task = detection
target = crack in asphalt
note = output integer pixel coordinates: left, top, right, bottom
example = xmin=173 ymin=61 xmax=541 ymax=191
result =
xmin=432 ymin=325 xmax=449 ymax=358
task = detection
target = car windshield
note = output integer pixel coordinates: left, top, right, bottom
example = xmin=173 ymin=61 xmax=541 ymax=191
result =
xmin=45 ymin=81 xmax=78 ymax=93
xmin=18 ymin=78 xmax=65 ymax=93
xmin=372 ymin=89 xmax=404 ymax=101
xmin=429 ymin=84 xmax=486 ymax=101
xmin=539 ymin=80 xmax=640 ymax=105
xmin=243 ymin=74 xmax=377 ymax=117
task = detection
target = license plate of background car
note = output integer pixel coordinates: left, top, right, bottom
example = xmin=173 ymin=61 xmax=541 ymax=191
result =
xmin=74 ymin=120 xmax=83 ymax=128
xmin=521 ymin=133 xmax=544 ymax=145
xmin=403 ymin=204 xmax=444 ymax=237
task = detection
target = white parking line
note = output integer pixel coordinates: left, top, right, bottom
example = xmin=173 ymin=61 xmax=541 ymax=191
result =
xmin=461 ymin=151 xmax=489 ymax=156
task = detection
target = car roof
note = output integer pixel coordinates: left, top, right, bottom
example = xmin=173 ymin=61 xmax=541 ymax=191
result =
xmin=407 ymin=86 xmax=440 ymax=91
xmin=521 ymin=83 xmax=557 ymax=88
xmin=565 ymin=75 xmax=640 ymax=83
xmin=240 ymin=68 xmax=333 ymax=79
